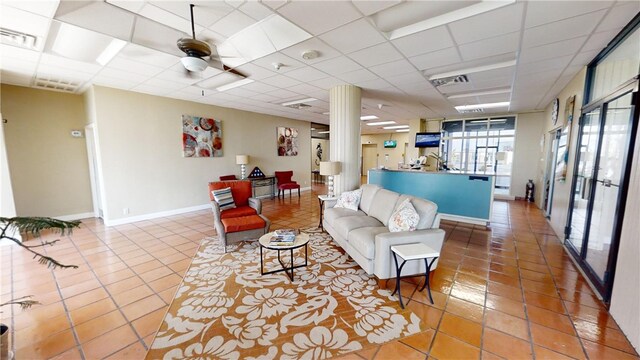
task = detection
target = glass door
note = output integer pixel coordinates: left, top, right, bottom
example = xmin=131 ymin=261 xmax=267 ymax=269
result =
xmin=566 ymin=88 xmax=638 ymax=300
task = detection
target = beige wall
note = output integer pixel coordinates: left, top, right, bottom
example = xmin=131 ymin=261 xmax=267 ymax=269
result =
xmin=91 ymin=86 xmax=310 ymax=223
xmin=538 ymin=68 xmax=587 ymax=237
xmin=512 ymin=112 xmax=545 ymax=198
xmin=1 ymin=85 xmax=93 ymax=218
xmin=361 ymin=132 xmax=410 ymax=171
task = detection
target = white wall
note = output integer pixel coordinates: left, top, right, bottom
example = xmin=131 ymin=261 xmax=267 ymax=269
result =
xmin=91 ymin=86 xmax=311 ymax=223
xmin=512 ymin=112 xmax=545 ymax=198
xmin=610 ymin=123 xmax=640 ymax=353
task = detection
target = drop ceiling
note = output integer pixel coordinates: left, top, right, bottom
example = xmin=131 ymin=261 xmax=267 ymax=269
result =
xmin=0 ymin=0 xmax=637 ymax=135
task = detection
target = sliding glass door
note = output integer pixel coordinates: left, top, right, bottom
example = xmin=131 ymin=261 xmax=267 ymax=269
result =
xmin=566 ymin=87 xmax=638 ymax=299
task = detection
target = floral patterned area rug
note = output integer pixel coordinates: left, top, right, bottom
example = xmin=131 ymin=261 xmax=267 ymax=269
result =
xmin=146 ymin=228 xmax=425 ymax=360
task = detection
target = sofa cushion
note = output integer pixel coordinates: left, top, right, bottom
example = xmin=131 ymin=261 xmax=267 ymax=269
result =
xmin=324 ymin=207 xmax=366 ymax=224
xmin=221 ymin=215 xmax=265 ymax=232
xmin=220 ymin=205 xmax=257 ymax=219
xmin=348 ymin=226 xmax=388 ymax=259
xmin=367 ymin=189 xmax=400 ymax=226
xmin=409 ymin=197 xmax=438 ymax=229
xmin=359 ymin=184 xmax=381 ymax=215
xmin=388 ymin=198 xmax=420 ymax=232
xmin=334 ymin=188 xmax=362 ymax=211
xmin=333 ymin=216 xmax=384 ymax=240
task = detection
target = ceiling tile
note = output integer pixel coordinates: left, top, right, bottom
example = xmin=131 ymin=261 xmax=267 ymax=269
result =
xmin=385 ymin=71 xmax=426 ymax=87
xmin=238 ymin=1 xmax=274 ymax=21
xmin=97 ymin=67 xmax=149 ymax=83
xmin=148 ymin=1 xmax=234 ymax=28
xmin=348 ymin=42 xmax=403 ymax=68
xmin=368 ymin=59 xmax=416 ymax=78
xmin=117 ymin=43 xmax=180 ymax=68
xmin=596 ymin=1 xmax=640 ymax=33
xmin=1 ymin=5 xmax=51 ymax=39
xmin=131 ymin=83 xmax=172 ymax=96
xmin=285 ymin=66 xmax=328 ymax=82
xmin=37 ymin=64 xmax=94 ymax=82
xmin=3 ymin=0 xmax=60 ymax=18
xmin=1 ymin=44 xmax=41 ymax=62
xmin=256 ymin=15 xmax=312 ymax=51
xmin=197 ymin=29 xmax=227 ymax=46
xmin=251 ymin=92 xmax=280 ymax=103
xmin=319 ymin=18 xmax=386 ymax=53
xmin=234 ymin=63 xmax=278 ymax=80
xmin=286 ymin=82 xmax=323 ymax=95
xmin=279 ymin=38 xmax=341 ymax=65
xmin=266 ymin=88 xmax=300 ymax=99
xmin=569 ymin=50 xmax=600 ymax=67
xmin=522 ymin=10 xmax=607 ymax=48
xmin=448 ymin=3 xmax=524 ymax=44
xmin=241 ymin=81 xmax=279 ymax=93
xmin=260 ymin=74 xmax=302 ymax=88
xmin=107 ymin=56 xmax=165 ymax=77
xmin=139 ymin=4 xmax=200 ymax=35
xmin=307 ymin=76 xmax=345 ymax=90
xmin=142 ymin=77 xmax=189 ymax=91
xmin=0 ymin=57 xmax=38 ymax=75
xmin=262 ymin=1 xmax=288 ymax=11
xmin=525 ymin=1 xmax=612 ymax=29
xmin=582 ymin=30 xmax=619 ymax=53
xmin=312 ymin=56 xmax=362 ymax=75
xmin=208 ymin=10 xmax=257 ymax=37
xmin=92 ymin=74 xmax=140 ymax=89
xmin=1 ymin=71 xmax=33 ymax=86
xmin=356 ymin=77 xmax=394 ymax=90
xmin=520 ymin=36 xmax=588 ymax=64
xmin=252 ymin=53 xmax=306 ymax=73
xmin=337 ymin=68 xmax=378 ymax=83
xmin=459 ymin=32 xmax=520 ymax=62
xmin=277 ymin=1 xmax=362 ymax=35
xmin=408 ymin=47 xmax=461 ymax=71
xmin=391 ymin=25 xmax=454 ymax=58
xmin=154 ymin=69 xmax=199 ymax=85
xmin=106 ymin=0 xmax=145 ymax=14
xmin=351 ymin=1 xmax=401 ymax=16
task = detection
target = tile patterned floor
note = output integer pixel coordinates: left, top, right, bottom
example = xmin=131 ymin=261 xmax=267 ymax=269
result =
xmin=1 ymin=186 xmax=638 ymax=359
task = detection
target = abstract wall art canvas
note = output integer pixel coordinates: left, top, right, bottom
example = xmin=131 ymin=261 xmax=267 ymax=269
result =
xmin=277 ymin=127 xmax=299 ymax=156
xmin=182 ymin=115 xmax=222 ymax=157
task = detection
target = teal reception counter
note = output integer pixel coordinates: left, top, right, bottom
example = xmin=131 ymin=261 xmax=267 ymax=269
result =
xmin=368 ymin=169 xmax=495 ymax=225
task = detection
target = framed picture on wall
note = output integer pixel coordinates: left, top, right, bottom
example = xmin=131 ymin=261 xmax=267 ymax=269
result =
xmin=182 ymin=114 xmax=222 ymax=157
xmin=277 ymin=127 xmax=298 ymax=156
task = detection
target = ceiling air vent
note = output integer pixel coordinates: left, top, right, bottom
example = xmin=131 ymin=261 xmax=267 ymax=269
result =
xmin=285 ymin=103 xmax=312 ymax=110
xmin=0 ymin=27 xmax=38 ymax=49
xmin=430 ymin=74 xmax=469 ymax=87
xmin=34 ymin=77 xmax=81 ymax=93
xmin=457 ymin=108 xmax=484 ymax=114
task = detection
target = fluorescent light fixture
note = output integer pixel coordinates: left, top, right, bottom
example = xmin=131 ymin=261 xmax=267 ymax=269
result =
xmin=216 ymin=78 xmax=254 ymax=92
xmin=366 ymin=121 xmax=396 ymax=126
xmin=96 ymin=38 xmax=126 ymax=65
xmin=317 ymin=130 xmax=330 ymax=134
xmin=396 ymin=129 xmax=410 ymax=133
xmin=322 ymin=112 xmax=330 ymax=115
xmin=360 ymin=115 xmax=379 ymax=120
xmin=447 ymin=88 xmax=511 ymax=99
xmin=383 ymin=125 xmax=410 ymax=129
xmin=282 ymin=98 xmax=317 ymax=107
xmin=455 ymin=102 xmax=510 ymax=111
xmin=310 ymin=127 xmax=316 ymax=130
xmin=386 ymin=1 xmax=516 ymax=40
xmin=429 ymin=60 xmax=516 ymax=81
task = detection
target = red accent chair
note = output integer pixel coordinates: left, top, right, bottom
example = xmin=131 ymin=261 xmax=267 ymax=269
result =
xmin=219 ymin=175 xmax=238 ymax=181
xmin=275 ymin=171 xmax=300 ymax=198
xmin=208 ymin=180 xmax=270 ymax=252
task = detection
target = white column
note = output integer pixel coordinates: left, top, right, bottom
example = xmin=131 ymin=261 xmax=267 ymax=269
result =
xmin=330 ymin=85 xmax=361 ymax=194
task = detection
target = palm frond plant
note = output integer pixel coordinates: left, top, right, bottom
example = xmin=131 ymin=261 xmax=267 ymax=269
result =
xmin=0 ymin=217 xmax=80 ymax=359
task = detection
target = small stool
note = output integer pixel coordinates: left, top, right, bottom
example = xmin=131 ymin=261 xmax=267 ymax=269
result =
xmin=391 ymin=243 xmax=440 ymax=309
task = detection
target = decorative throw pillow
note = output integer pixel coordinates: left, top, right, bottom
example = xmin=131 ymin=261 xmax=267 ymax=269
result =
xmin=212 ymin=187 xmax=236 ymax=211
xmin=388 ymin=198 xmax=420 ymax=232
xmin=334 ymin=189 xmax=363 ymax=211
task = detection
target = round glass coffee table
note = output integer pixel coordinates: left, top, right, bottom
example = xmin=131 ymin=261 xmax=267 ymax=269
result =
xmin=258 ymin=231 xmax=310 ymax=281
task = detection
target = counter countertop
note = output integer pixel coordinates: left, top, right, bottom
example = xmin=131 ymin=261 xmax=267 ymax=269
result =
xmin=369 ymin=168 xmax=496 ymax=176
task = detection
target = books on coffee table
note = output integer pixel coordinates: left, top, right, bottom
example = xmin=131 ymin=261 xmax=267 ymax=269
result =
xmin=270 ymin=229 xmax=297 ymax=244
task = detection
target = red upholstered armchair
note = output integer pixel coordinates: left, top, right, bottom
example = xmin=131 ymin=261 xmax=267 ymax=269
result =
xmin=219 ymin=174 xmax=237 ymax=181
xmin=208 ymin=180 xmax=270 ymax=251
xmin=275 ymin=171 xmax=300 ymax=198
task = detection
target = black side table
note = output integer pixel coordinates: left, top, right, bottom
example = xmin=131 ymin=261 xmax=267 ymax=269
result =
xmin=317 ymin=195 xmax=337 ymax=230
xmin=390 ymin=243 xmax=440 ymax=309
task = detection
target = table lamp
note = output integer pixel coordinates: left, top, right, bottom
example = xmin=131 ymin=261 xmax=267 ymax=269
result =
xmin=320 ymin=161 xmax=341 ymax=197
xmin=236 ymin=155 xmax=249 ymax=179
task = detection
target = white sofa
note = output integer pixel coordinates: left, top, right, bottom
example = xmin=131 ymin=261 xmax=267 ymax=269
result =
xmin=323 ymin=184 xmax=446 ymax=280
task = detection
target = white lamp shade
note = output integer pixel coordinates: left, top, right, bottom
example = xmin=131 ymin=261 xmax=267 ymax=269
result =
xmin=236 ymin=155 xmax=249 ymax=165
xmin=319 ymin=161 xmax=341 ymax=176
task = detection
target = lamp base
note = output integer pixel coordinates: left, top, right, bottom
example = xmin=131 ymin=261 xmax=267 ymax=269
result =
xmin=327 ymin=175 xmax=334 ymax=198
xmin=240 ymin=164 xmax=246 ymax=179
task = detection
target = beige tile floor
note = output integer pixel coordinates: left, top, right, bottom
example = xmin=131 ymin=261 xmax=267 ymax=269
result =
xmin=1 ymin=185 xmax=638 ymax=359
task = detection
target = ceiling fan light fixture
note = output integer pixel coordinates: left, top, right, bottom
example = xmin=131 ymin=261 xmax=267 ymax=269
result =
xmin=181 ymin=56 xmax=208 ymax=72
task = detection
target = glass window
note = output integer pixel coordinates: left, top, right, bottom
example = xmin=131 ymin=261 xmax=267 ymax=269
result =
xmin=441 ymin=116 xmax=517 ymax=194
xmin=590 ymin=27 xmax=640 ymax=101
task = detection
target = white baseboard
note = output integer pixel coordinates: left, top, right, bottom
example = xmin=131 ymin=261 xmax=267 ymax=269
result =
xmin=104 ymin=204 xmax=210 ymax=227
xmin=494 ymin=194 xmax=516 ymax=200
xmin=55 ymin=212 xmax=95 ymax=221
xmin=440 ymin=213 xmax=489 ymax=226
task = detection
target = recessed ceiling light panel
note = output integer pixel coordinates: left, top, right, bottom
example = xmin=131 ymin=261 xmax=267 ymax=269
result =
xmin=366 ymin=121 xmax=396 ymax=126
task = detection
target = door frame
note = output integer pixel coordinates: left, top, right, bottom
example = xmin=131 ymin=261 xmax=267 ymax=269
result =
xmin=565 ymin=80 xmax=639 ymax=302
xmin=544 ymin=129 xmax=561 ymax=217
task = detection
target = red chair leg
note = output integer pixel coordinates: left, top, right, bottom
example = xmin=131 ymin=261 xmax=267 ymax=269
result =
xmin=298 ymin=188 xmax=300 ymax=197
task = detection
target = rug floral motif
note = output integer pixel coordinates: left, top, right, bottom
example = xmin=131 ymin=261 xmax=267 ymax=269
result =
xmin=146 ymin=228 xmax=425 ymax=360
